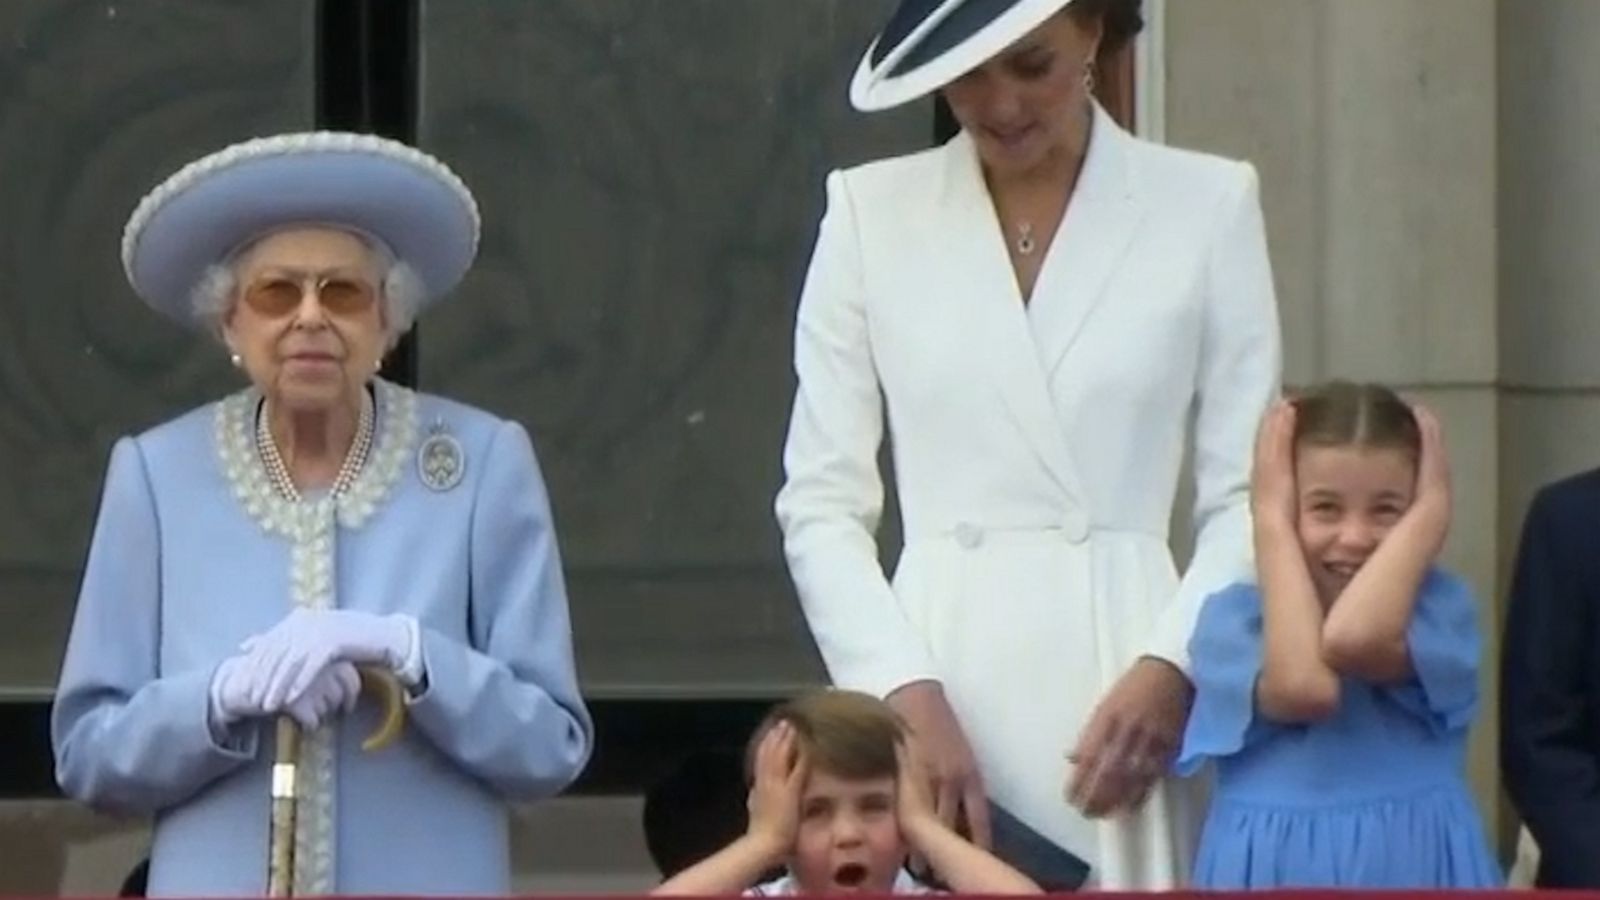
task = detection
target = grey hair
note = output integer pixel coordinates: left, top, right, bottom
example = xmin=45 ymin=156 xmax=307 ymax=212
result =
xmin=189 ymin=231 xmax=426 ymax=347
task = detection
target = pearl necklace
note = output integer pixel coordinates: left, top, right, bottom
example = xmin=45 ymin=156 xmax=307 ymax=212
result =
xmin=255 ymin=392 xmax=374 ymax=503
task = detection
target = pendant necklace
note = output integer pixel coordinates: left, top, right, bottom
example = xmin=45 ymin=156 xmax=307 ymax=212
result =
xmin=1016 ymin=222 xmax=1037 ymax=256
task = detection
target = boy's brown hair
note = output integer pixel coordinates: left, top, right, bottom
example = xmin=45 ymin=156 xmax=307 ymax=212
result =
xmin=745 ymin=689 xmax=908 ymax=784
xmin=1291 ymin=380 xmax=1421 ymax=462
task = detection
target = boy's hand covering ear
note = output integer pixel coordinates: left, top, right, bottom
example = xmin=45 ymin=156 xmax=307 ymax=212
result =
xmin=745 ymin=721 xmax=808 ymax=859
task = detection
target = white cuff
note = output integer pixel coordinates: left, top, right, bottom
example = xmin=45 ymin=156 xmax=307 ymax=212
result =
xmin=205 ymin=680 xmax=233 ymax=744
xmin=206 ymin=660 xmax=253 ymax=751
xmin=393 ymin=615 xmax=427 ymax=689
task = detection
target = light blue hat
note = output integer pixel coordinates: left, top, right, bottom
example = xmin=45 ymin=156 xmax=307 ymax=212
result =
xmin=121 ymin=131 xmax=481 ymax=327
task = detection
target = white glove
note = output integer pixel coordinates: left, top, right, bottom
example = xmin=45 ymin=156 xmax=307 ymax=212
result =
xmin=239 ymin=609 xmax=414 ymax=711
xmin=208 ymin=653 xmax=268 ymax=731
xmin=282 ymin=660 xmax=362 ymax=730
xmin=209 ymin=651 xmax=364 ymax=737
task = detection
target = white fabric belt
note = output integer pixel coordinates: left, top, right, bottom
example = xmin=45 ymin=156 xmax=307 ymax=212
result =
xmin=903 ymin=522 xmax=1164 ymax=550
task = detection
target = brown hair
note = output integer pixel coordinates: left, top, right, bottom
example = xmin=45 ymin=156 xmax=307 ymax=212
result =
xmin=1290 ymin=381 xmax=1421 ymax=461
xmin=1067 ymin=0 xmax=1145 ymax=56
xmin=745 ymin=689 xmax=907 ymax=784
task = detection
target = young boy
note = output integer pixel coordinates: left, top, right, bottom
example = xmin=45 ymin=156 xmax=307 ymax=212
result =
xmin=653 ymin=689 xmax=1040 ymax=895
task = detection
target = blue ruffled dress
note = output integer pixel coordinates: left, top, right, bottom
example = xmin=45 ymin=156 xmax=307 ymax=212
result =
xmin=1176 ymin=570 xmax=1503 ymax=888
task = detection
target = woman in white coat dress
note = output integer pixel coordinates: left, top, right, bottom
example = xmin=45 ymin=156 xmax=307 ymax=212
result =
xmin=774 ymin=0 xmax=1281 ymax=888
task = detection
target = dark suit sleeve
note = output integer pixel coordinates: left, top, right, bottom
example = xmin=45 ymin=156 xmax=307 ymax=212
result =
xmin=1501 ymin=482 xmax=1600 ymax=887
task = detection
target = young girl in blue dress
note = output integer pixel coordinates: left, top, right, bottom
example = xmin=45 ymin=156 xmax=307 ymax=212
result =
xmin=1177 ymin=382 xmax=1501 ymax=888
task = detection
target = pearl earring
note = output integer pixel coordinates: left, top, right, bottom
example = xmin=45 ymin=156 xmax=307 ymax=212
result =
xmin=229 ymin=353 xmax=242 ymax=368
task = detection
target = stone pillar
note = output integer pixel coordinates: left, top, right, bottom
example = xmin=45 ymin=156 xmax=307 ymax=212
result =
xmin=1162 ymin=0 xmax=1504 ymax=842
xmin=1497 ymin=0 xmax=1600 ymax=857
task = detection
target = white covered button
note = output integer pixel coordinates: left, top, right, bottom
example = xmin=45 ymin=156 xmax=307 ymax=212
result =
xmin=1061 ymin=513 xmax=1089 ymax=543
xmin=953 ymin=522 xmax=983 ymax=549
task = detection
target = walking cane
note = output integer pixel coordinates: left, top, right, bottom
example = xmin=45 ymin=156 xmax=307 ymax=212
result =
xmin=267 ymin=666 xmax=408 ymax=897
xmin=267 ymin=717 xmax=300 ymax=898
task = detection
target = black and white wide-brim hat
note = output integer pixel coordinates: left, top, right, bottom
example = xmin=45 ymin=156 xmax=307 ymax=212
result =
xmin=121 ymin=131 xmax=481 ymax=329
xmin=850 ymin=0 xmax=1077 ymax=112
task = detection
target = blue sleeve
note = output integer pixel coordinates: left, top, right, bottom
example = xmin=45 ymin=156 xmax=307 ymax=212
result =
xmin=405 ymin=421 xmax=595 ymax=799
xmin=1386 ymin=569 xmax=1480 ymax=733
xmin=51 ymin=438 xmax=257 ymax=814
xmin=1175 ymin=582 xmax=1271 ymax=776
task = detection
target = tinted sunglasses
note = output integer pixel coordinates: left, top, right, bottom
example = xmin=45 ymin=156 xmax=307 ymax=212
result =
xmin=241 ymin=273 xmax=378 ymax=317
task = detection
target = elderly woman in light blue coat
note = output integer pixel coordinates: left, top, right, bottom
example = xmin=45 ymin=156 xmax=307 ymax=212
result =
xmin=51 ymin=133 xmax=593 ymax=896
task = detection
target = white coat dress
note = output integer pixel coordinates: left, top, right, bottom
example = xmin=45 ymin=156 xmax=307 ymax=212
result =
xmin=775 ymin=104 xmax=1282 ymax=888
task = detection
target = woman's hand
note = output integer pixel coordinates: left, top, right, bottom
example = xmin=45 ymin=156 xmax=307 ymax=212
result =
xmin=1250 ymin=400 xmax=1299 ymax=531
xmin=238 ymin=609 xmax=412 ymax=711
xmin=885 ymin=681 xmax=992 ymax=847
xmin=282 ymin=661 xmax=362 ymax=731
xmin=207 ymin=654 xmax=360 ymax=732
xmin=1066 ymin=657 xmax=1193 ymax=817
xmin=894 ymin=734 xmax=941 ymax=838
